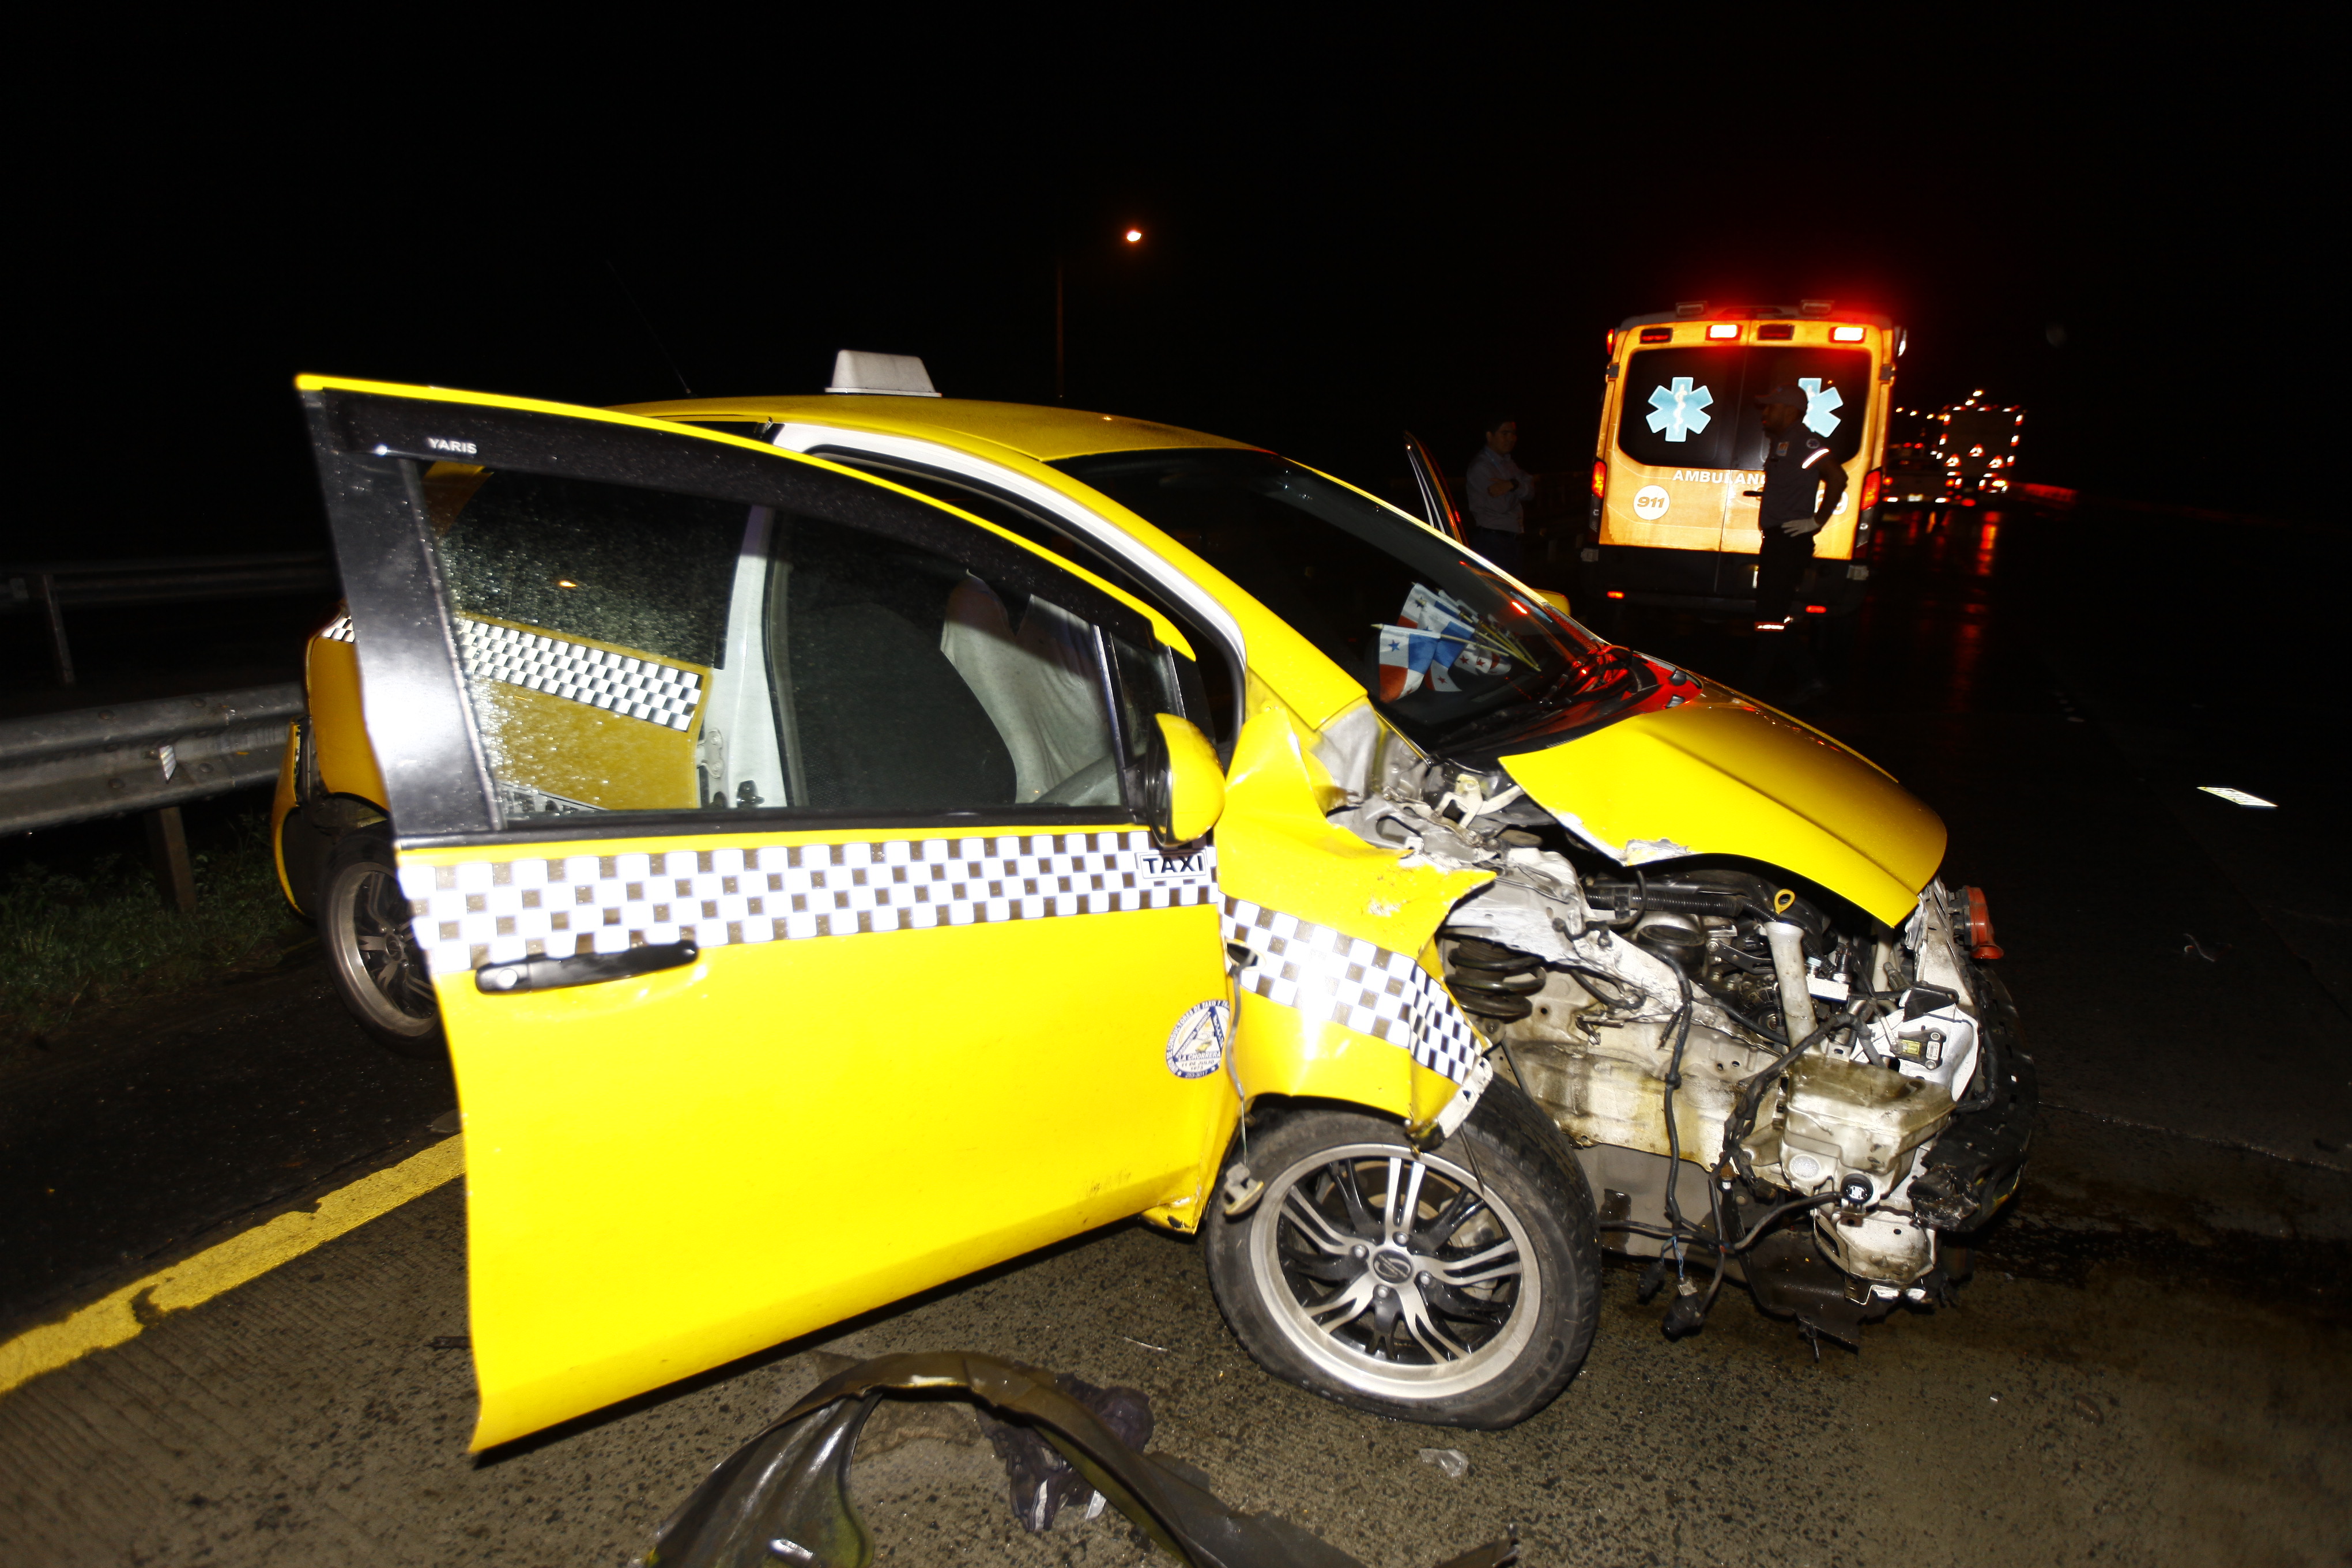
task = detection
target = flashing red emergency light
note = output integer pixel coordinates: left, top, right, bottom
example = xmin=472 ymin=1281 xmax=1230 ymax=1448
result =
xmin=1859 ymin=468 xmax=1883 ymax=511
xmin=1831 ymin=325 xmax=1866 ymax=342
xmin=1639 ymin=326 xmax=1672 ymax=344
xmin=1706 ymin=323 xmax=1740 ymax=340
xmin=1605 ymin=330 xmax=1618 ymax=356
xmin=1590 ymin=459 xmax=1607 ymax=499
xmin=1804 ymin=605 xmax=1828 ymax=614
xmin=1606 ymin=590 xmax=1626 ymax=599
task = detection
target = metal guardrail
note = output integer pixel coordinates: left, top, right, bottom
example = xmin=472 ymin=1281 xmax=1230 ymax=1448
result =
xmin=0 ymin=684 xmax=303 ymax=836
xmin=2 ymin=553 xmax=336 ymax=612
xmin=3 ymin=553 xmax=337 ymax=687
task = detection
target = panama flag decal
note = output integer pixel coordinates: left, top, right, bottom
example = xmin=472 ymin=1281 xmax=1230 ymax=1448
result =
xmin=1376 ymin=584 xmax=1490 ymax=700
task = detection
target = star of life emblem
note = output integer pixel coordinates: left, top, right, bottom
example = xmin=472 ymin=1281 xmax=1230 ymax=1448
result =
xmin=1799 ymin=377 xmax=1844 ymax=437
xmin=1645 ymin=377 xmax=1713 ymax=443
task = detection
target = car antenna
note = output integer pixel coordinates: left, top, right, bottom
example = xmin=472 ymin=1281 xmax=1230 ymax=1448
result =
xmin=604 ymin=258 xmax=695 ymax=398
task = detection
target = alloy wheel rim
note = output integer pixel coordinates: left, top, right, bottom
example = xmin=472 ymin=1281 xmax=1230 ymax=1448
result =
xmin=331 ymin=862 xmax=436 ymax=1034
xmin=1247 ymin=1141 xmax=1537 ymax=1400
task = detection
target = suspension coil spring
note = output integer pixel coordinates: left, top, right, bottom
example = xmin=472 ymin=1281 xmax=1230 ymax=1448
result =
xmin=1442 ymin=934 xmax=1547 ymax=1022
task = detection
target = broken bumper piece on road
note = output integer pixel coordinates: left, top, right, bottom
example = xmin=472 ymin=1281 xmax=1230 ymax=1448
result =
xmin=643 ymin=1350 xmax=1521 ymax=1568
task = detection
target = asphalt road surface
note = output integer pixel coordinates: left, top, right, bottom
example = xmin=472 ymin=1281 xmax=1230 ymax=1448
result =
xmin=3 ymin=498 xmax=2347 ymax=1566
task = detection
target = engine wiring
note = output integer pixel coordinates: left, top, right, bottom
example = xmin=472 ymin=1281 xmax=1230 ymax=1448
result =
xmin=1718 ymin=1008 xmax=1855 ymax=1188
xmin=1655 ymin=951 xmax=1701 ymax=1239
xmin=1697 ymin=990 xmax=1788 ymax=1048
xmin=1648 ymin=948 xmax=1843 ymax=1327
xmin=1597 ymin=1191 xmax=1838 ymax=1254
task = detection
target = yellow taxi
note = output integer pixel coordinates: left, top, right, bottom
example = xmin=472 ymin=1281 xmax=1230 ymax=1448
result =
xmin=273 ymin=355 xmax=2031 ymax=1450
xmin=1581 ymin=302 xmax=1901 ymax=616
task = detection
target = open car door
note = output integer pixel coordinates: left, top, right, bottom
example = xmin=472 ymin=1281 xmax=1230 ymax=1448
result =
xmin=297 ymin=378 xmax=1235 ymax=1449
xmin=1403 ymin=430 xmax=1468 ymax=542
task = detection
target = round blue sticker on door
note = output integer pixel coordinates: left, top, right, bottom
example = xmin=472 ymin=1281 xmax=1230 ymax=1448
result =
xmin=1165 ymin=999 xmax=1231 ymax=1080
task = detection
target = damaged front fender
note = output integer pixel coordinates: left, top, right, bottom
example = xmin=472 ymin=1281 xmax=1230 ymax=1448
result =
xmin=1218 ymin=687 xmax=1497 ymax=1136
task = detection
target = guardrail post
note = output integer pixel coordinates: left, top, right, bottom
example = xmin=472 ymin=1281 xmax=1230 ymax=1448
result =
xmin=143 ymin=805 xmax=197 ymax=912
xmin=35 ymin=571 xmax=74 ymax=686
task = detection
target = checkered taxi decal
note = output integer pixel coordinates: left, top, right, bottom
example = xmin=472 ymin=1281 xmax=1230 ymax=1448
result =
xmin=401 ymin=831 xmax=1219 ymax=978
xmin=315 ymin=613 xmax=704 ymax=730
xmin=401 ymin=835 xmax=1483 ymax=1087
xmin=1220 ymin=898 xmax=1483 ymax=1086
xmin=455 ymin=617 xmax=703 ymax=731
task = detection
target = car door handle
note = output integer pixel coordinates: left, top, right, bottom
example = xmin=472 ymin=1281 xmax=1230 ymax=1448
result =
xmin=475 ymin=940 xmax=699 ymax=994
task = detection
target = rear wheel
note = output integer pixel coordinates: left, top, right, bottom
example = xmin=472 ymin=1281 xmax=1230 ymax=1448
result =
xmin=321 ymin=829 xmax=446 ymax=1061
xmin=1203 ymin=1083 xmax=1599 ymax=1428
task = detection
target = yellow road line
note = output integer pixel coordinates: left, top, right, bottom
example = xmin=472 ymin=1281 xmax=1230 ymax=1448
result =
xmin=0 ymin=1134 xmax=464 ymax=1397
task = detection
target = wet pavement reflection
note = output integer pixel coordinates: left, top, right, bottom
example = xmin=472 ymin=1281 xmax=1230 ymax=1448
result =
xmin=1590 ymin=497 xmax=2351 ymax=1165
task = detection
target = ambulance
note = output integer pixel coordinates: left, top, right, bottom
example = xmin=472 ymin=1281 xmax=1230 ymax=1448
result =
xmin=1580 ymin=301 xmax=1902 ymax=617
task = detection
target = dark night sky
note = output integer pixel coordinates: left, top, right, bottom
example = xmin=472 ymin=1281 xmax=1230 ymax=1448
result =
xmin=11 ymin=24 xmax=2323 ymax=563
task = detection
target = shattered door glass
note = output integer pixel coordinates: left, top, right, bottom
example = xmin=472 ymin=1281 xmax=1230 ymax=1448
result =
xmin=423 ymin=464 xmax=1132 ymax=823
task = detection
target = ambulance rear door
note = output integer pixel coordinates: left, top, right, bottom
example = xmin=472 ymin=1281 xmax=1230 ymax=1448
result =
xmin=1610 ymin=343 xmax=1753 ymax=583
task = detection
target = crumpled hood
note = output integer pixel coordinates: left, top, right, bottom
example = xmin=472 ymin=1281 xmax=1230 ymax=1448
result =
xmin=1498 ymin=693 xmax=1946 ymax=926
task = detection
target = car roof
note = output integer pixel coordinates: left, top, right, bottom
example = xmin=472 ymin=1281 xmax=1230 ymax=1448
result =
xmin=1615 ymin=304 xmax=1895 ymax=330
xmin=607 ymin=395 xmax=1261 ymax=465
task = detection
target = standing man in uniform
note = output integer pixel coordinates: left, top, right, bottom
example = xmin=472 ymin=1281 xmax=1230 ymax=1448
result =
xmin=1744 ymin=384 xmax=1846 ymax=703
xmin=1465 ymin=415 xmax=1535 ymax=576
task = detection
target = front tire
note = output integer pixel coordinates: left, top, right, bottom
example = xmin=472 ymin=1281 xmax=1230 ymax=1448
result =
xmin=1204 ymin=1083 xmax=1599 ymax=1428
xmin=321 ymin=829 xmax=446 ymax=1061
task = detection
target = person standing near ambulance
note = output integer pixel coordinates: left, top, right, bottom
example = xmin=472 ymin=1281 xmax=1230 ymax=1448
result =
xmin=1465 ymin=415 xmax=1534 ymax=575
xmin=1744 ymin=383 xmax=1846 ymax=702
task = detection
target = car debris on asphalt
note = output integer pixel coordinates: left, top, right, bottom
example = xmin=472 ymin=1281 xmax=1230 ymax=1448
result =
xmin=642 ymin=1351 xmax=1521 ymax=1568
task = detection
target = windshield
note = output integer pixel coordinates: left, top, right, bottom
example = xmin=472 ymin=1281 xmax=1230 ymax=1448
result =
xmin=1618 ymin=346 xmax=1873 ymax=470
xmin=1053 ymin=448 xmax=1644 ymax=751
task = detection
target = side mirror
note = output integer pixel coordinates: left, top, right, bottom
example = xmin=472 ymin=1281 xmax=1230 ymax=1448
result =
xmin=1145 ymin=713 xmax=1224 ymax=851
xmin=1531 ymin=588 xmax=1573 ymax=620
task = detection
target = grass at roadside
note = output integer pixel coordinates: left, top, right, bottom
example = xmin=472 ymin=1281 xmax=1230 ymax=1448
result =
xmin=1 ymin=804 xmax=311 ymax=1051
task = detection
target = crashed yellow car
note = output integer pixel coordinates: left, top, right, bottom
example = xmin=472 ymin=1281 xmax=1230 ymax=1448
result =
xmin=273 ymin=357 xmax=2033 ymax=1452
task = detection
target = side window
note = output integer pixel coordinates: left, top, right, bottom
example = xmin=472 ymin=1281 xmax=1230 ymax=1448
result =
xmin=426 ymin=466 xmax=745 ymax=820
xmin=423 ymin=464 xmax=1129 ymax=824
xmin=809 ymin=451 xmax=1238 ymax=757
xmin=771 ymin=513 xmax=1121 ymax=813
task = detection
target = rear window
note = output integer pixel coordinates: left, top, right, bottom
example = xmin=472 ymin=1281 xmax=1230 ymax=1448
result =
xmin=1617 ymin=347 xmax=1873 ymax=471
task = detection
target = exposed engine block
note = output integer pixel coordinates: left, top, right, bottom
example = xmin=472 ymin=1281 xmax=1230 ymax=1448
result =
xmin=1314 ymin=710 xmax=2029 ymax=1344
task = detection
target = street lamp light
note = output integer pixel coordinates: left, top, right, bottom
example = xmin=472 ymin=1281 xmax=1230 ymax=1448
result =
xmin=1057 ymin=224 xmax=1148 ymax=402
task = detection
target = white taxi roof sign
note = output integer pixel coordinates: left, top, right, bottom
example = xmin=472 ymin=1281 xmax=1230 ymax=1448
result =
xmin=826 ymin=350 xmax=940 ymax=398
